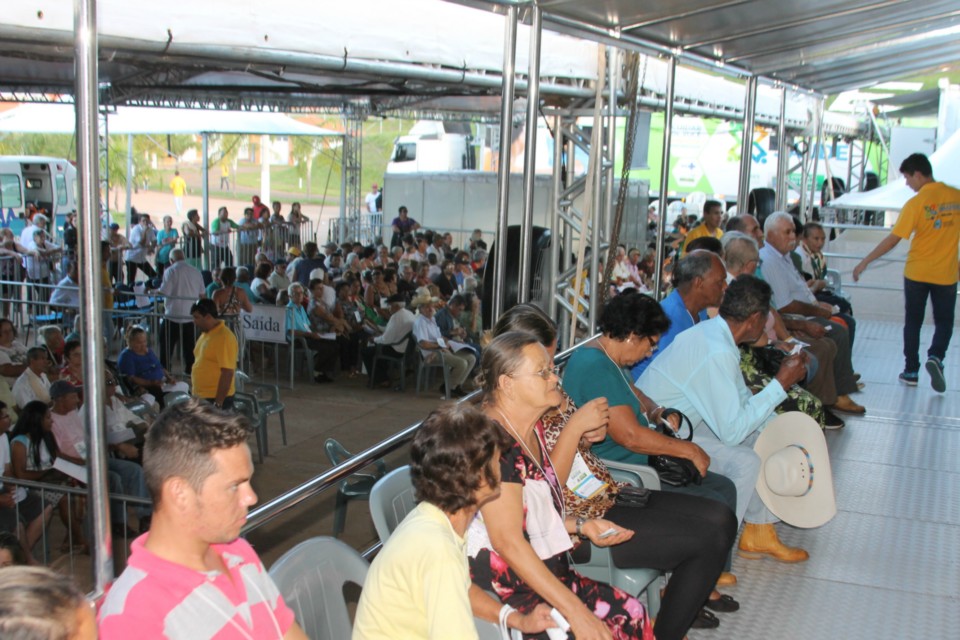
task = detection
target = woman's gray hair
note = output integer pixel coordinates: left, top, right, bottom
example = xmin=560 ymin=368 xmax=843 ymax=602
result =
xmin=478 ymin=331 xmax=541 ymax=398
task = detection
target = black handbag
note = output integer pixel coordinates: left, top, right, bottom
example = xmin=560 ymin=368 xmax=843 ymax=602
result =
xmin=648 ymin=408 xmax=703 ymax=487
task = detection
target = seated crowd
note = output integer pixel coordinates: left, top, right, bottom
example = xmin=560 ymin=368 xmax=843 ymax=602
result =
xmin=0 ymin=199 xmax=850 ymax=640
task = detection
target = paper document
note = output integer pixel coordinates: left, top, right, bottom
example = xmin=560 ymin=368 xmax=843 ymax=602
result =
xmin=54 ymin=458 xmax=88 ymax=484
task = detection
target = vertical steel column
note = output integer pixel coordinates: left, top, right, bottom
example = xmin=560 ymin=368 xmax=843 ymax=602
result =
xmin=518 ymin=5 xmax=541 ymax=303
xmin=492 ymin=5 xmax=518 ymax=322
xmin=604 ymin=48 xmax=619 ymax=242
xmin=339 ymin=119 xmax=347 ymax=244
xmin=201 ymin=132 xmax=209 ymax=266
xmin=653 ymin=56 xmax=677 ymax=298
xmin=74 ymin=0 xmax=113 ymax=596
xmin=260 ymin=134 xmax=271 ymax=206
xmin=807 ymin=98 xmax=826 ymax=220
xmin=737 ymin=76 xmax=759 ymax=215
xmin=776 ymin=86 xmax=790 ymax=210
xmin=547 ymin=113 xmax=562 ymax=320
xmin=125 ymin=134 xmax=133 ymax=224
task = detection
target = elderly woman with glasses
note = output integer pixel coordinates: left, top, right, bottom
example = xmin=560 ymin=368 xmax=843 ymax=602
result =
xmin=468 ymin=331 xmax=653 ymax=640
xmin=495 ymin=304 xmax=738 ymax=638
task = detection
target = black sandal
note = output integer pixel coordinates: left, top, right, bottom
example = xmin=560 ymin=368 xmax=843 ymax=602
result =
xmin=704 ymin=593 xmax=740 ymax=613
xmin=691 ymin=607 xmax=720 ymax=629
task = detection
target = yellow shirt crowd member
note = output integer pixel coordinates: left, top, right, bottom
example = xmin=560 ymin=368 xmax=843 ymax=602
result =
xmin=892 ymin=181 xmax=960 ymax=285
xmin=353 ymin=501 xmax=477 ymax=640
xmin=682 ymin=223 xmax=723 ymax=254
xmin=192 ymin=320 xmax=238 ymax=399
xmin=169 ymin=174 xmax=187 ymax=197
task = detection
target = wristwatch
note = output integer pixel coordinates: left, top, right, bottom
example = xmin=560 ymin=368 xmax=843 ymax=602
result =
xmin=575 ymin=517 xmax=587 ymax=539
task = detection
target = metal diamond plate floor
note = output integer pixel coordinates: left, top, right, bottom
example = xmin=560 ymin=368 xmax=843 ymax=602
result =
xmin=688 ymin=320 xmax=960 ymax=640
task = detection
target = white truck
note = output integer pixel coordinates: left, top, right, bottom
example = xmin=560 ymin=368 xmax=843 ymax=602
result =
xmin=0 ymin=155 xmax=78 ymax=236
xmin=386 ymin=121 xmax=475 ymax=173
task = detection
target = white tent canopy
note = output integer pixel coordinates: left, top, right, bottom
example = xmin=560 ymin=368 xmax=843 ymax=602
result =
xmin=0 ymin=103 xmax=341 ymax=136
xmin=829 ymin=129 xmax=960 ymax=212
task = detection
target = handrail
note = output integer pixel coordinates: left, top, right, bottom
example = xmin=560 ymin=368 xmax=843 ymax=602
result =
xmin=241 ymin=333 xmax=597 ymax=534
xmin=0 ymin=475 xmax=152 ymax=506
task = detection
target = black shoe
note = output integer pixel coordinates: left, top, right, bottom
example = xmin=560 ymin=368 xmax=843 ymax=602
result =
xmin=823 ymin=408 xmax=845 ymax=430
xmin=704 ymin=594 xmax=740 ymax=613
xmin=451 ymin=386 xmax=467 ymax=399
xmin=314 ymin=373 xmax=333 ymax=384
xmin=691 ymin=607 xmax=720 ymax=629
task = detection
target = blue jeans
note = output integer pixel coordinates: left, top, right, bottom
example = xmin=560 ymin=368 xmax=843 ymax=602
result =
xmin=693 ymin=426 xmax=775 ymax=527
xmin=903 ymin=277 xmax=957 ymax=373
xmin=107 ymin=458 xmax=152 ymax=523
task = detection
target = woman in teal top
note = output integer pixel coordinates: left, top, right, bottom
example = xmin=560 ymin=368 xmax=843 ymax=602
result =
xmin=155 ymin=215 xmax=179 ymax=278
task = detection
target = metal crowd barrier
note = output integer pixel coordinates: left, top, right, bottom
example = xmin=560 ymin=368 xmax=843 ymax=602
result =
xmin=240 ymin=336 xmax=591 ymax=558
xmin=0 ymin=475 xmax=150 ymax=570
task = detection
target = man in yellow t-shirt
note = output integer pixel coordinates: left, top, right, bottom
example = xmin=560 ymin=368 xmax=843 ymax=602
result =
xmin=682 ymin=200 xmax=724 ymax=254
xmin=190 ymin=299 xmax=238 ymax=409
xmin=169 ymin=170 xmax=187 ymax=214
xmin=219 ymin=163 xmax=230 ymax=190
xmin=854 ymin=152 xmax=960 ymax=392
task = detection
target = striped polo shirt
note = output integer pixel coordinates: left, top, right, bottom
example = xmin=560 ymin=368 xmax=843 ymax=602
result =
xmin=98 ymin=534 xmax=294 ymax=639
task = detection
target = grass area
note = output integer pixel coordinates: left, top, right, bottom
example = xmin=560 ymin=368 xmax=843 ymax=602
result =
xmin=139 ymin=118 xmax=413 ymax=205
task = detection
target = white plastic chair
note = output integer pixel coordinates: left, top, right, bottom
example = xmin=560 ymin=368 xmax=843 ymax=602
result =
xmin=269 ymin=536 xmax=368 ymax=640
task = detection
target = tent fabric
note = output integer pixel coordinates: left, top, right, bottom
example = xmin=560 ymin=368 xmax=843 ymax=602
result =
xmin=0 ymin=104 xmax=341 ymax=136
xmin=829 ymin=129 xmax=960 ymax=212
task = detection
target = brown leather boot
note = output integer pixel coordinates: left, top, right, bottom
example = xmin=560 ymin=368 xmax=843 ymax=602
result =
xmin=737 ymin=523 xmax=809 ymax=563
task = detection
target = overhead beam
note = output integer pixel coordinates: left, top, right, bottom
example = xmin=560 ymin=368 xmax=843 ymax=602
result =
xmin=683 ymin=0 xmax=913 ymax=49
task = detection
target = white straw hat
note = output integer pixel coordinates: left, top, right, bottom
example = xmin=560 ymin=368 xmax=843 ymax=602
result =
xmin=754 ymin=412 xmax=837 ymax=529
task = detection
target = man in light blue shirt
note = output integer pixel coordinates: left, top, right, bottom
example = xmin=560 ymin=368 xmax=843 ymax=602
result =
xmin=638 ymin=275 xmax=812 ymax=563
xmin=759 ymin=212 xmax=863 ymax=415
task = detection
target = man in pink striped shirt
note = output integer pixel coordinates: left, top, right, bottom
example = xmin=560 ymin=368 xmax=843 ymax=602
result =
xmin=97 ymin=399 xmax=307 ymax=639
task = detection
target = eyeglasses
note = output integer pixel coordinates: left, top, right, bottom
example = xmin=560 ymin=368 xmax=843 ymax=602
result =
xmin=105 ymin=378 xmax=118 ymax=386
xmin=510 ymin=365 xmax=560 ymax=380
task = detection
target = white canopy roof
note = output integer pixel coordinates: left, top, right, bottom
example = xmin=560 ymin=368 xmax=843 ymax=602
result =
xmin=829 ymin=129 xmax=960 ymax=211
xmin=0 ymin=104 xmax=340 ymax=136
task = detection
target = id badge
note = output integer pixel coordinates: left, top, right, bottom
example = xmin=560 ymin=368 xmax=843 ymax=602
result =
xmin=566 ymin=452 xmax=608 ymax=499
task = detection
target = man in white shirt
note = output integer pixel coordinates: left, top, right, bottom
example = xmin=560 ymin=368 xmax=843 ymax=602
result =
xmin=412 ymin=292 xmax=475 ymax=398
xmin=155 ymin=248 xmax=206 ymax=372
xmin=50 ymin=262 xmax=81 ymax=310
xmin=361 ymin=294 xmax=415 ymax=386
xmin=365 ymin=183 xmax=381 ymax=214
xmin=19 ymin=213 xmax=48 ymax=250
xmin=12 ymin=348 xmax=52 ymax=409
xmin=124 ymin=213 xmax=157 ymax=285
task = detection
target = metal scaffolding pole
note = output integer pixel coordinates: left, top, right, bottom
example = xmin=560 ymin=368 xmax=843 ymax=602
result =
xmin=202 ymin=133 xmax=210 ymax=258
xmin=74 ymin=0 xmax=113 ymax=596
xmin=519 ymin=5 xmax=541 ymax=303
xmin=776 ymin=86 xmax=790 ymax=210
xmin=604 ymin=48 xmax=619 ymax=243
xmin=737 ymin=76 xmax=759 ymax=214
xmin=547 ymin=113 xmax=563 ymax=320
xmin=491 ymin=5 xmax=518 ymax=322
xmin=807 ymin=98 xmax=826 ymax=220
xmin=653 ymin=57 xmax=677 ymax=298
xmin=125 ymin=134 xmax=133 ymax=222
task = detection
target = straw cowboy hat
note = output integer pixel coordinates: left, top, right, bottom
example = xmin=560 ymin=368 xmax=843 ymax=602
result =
xmin=410 ymin=288 xmax=439 ymax=309
xmin=754 ymin=412 xmax=837 ymax=529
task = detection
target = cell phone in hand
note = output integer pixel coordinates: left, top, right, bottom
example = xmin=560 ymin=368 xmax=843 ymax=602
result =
xmin=599 ymin=528 xmax=619 ymax=539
